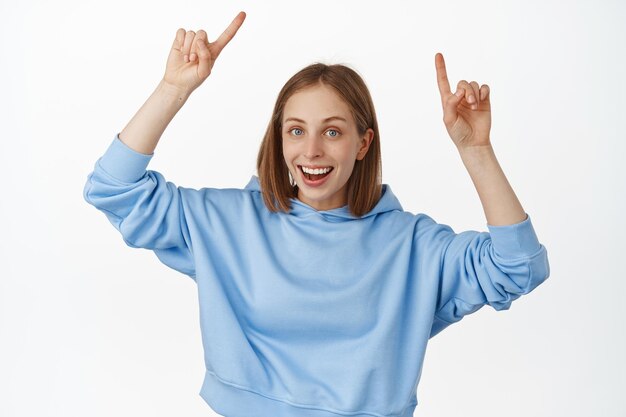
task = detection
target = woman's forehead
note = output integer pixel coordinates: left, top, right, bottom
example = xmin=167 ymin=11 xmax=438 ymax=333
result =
xmin=283 ymin=85 xmax=351 ymax=123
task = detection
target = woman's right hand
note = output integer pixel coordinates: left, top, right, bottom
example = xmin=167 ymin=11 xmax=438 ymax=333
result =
xmin=163 ymin=11 xmax=246 ymax=95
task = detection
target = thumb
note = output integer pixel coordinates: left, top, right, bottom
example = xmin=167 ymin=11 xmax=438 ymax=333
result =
xmin=442 ymin=87 xmax=463 ymax=124
xmin=196 ymin=37 xmax=212 ymax=80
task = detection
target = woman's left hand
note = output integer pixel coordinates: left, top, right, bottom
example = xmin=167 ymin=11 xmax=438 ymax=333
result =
xmin=435 ymin=53 xmax=492 ymax=149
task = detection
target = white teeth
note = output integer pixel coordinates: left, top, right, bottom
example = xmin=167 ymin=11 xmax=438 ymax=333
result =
xmin=301 ymin=166 xmax=332 ymax=175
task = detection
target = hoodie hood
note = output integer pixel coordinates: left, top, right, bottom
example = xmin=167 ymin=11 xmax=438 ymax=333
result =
xmin=244 ymin=175 xmax=402 ymax=221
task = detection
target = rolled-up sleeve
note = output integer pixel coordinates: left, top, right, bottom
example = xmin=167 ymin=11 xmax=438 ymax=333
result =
xmin=429 ymin=213 xmax=550 ymax=337
xmin=83 ymin=134 xmax=196 ymax=280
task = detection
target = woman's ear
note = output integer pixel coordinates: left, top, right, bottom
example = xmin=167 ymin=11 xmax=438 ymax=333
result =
xmin=356 ymin=128 xmax=375 ymax=160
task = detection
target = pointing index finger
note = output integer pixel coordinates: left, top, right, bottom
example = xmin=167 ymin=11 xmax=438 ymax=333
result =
xmin=435 ymin=52 xmax=452 ymax=100
xmin=212 ymin=11 xmax=247 ymax=58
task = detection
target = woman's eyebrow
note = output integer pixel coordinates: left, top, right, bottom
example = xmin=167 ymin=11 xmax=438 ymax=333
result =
xmin=284 ymin=116 xmax=347 ymax=124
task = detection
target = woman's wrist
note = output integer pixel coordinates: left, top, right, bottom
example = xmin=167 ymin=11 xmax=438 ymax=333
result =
xmin=157 ymin=78 xmax=192 ymax=104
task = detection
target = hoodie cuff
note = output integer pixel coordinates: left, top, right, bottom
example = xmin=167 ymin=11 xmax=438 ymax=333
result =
xmin=97 ymin=133 xmax=154 ymax=183
xmin=486 ymin=213 xmax=542 ymax=259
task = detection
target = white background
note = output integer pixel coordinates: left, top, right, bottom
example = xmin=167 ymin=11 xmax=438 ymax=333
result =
xmin=1 ymin=0 xmax=624 ymax=416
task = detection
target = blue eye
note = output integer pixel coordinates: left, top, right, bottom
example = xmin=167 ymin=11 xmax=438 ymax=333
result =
xmin=287 ymin=128 xmax=340 ymax=137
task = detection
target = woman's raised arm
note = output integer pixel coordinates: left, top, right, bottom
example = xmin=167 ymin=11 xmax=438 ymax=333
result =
xmin=118 ymin=11 xmax=246 ymax=155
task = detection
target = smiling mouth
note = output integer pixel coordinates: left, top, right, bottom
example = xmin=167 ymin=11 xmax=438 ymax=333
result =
xmin=298 ymin=165 xmax=334 ymax=181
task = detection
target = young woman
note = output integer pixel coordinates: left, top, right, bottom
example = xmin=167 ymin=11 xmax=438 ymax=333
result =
xmin=84 ymin=11 xmax=550 ymax=417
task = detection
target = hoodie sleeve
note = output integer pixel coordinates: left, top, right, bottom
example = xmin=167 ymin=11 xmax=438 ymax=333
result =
xmin=427 ymin=213 xmax=550 ymax=338
xmin=83 ymin=134 xmax=196 ymax=280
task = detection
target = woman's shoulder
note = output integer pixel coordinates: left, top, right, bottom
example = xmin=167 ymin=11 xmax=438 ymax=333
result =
xmin=179 ymin=175 xmax=261 ymax=204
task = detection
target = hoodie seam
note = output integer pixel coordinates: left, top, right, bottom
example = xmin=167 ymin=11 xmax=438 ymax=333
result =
xmin=206 ymin=369 xmax=412 ymax=417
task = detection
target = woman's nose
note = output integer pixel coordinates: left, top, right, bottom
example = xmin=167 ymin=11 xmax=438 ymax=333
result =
xmin=303 ymin=135 xmax=324 ymax=159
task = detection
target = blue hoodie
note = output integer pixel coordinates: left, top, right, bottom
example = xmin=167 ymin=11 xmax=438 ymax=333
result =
xmin=83 ymin=134 xmax=550 ymax=417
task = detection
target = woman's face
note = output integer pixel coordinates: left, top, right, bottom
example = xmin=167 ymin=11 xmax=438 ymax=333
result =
xmin=281 ymin=83 xmax=374 ymax=211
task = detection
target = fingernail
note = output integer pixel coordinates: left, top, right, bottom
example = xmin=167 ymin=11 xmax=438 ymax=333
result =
xmin=468 ymin=95 xmax=475 ymax=103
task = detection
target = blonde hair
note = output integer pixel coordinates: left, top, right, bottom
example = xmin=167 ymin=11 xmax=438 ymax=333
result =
xmin=256 ymin=63 xmax=382 ymax=218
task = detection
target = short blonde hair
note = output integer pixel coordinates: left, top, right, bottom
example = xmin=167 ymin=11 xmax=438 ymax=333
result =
xmin=256 ymin=63 xmax=382 ymax=218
